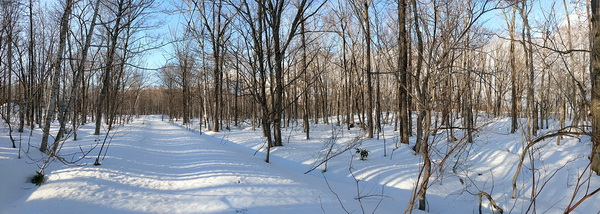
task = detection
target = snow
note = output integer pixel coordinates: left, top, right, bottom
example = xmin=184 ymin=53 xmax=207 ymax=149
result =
xmin=1 ymin=115 xmax=599 ymax=213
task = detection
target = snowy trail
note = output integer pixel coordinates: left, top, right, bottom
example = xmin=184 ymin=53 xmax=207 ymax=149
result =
xmin=3 ymin=116 xmax=344 ymax=214
xmin=4 ymin=116 xmax=598 ymax=213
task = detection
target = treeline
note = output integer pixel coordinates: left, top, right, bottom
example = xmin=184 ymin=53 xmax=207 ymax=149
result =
xmin=155 ymin=0 xmax=598 ymax=174
xmin=154 ymin=1 xmax=600 ymax=208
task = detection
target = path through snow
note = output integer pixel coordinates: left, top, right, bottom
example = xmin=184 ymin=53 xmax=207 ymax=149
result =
xmin=2 ymin=116 xmax=352 ymax=214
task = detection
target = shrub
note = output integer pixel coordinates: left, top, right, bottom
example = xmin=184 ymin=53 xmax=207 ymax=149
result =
xmin=355 ymin=148 xmax=369 ymax=160
xmin=31 ymin=170 xmax=45 ymax=186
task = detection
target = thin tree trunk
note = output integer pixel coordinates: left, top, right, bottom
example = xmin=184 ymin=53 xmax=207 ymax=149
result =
xmin=40 ymin=0 xmax=74 ymax=153
xmin=520 ymin=0 xmax=537 ymax=136
xmin=415 ymin=108 xmax=431 ymax=211
xmin=94 ymin=0 xmax=125 ymax=135
xmin=509 ymin=7 xmax=518 ymax=134
xmin=590 ymin=0 xmax=600 ymax=175
xmin=301 ymin=19 xmax=310 ymax=139
xmin=54 ymin=0 xmax=100 ymax=151
xmin=26 ymin=0 xmax=35 ymax=131
xmin=364 ymin=1 xmax=374 ymax=139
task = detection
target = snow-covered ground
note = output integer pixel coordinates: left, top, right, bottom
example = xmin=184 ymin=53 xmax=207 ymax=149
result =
xmin=1 ymin=115 xmax=599 ymax=213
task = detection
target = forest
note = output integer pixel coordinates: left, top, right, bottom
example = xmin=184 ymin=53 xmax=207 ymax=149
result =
xmin=1 ymin=0 xmax=600 ymax=213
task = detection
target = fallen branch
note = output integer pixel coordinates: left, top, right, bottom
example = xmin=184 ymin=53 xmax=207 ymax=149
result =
xmin=512 ymin=126 xmax=588 ymax=198
xmin=305 ymin=132 xmax=365 ymax=174
xmin=477 ymin=191 xmax=503 ymax=214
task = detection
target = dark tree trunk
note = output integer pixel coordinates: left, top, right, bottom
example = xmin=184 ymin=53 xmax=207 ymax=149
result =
xmin=94 ymin=0 xmax=125 ymax=135
xmin=364 ymin=1 xmax=374 ymax=139
xmin=590 ymin=0 xmax=600 ymax=175
xmin=301 ymin=19 xmax=310 ymax=139
xmin=398 ymin=0 xmax=409 ymax=144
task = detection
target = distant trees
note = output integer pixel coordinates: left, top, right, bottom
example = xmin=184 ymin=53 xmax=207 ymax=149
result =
xmin=191 ymin=0 xmax=235 ymax=131
xmin=159 ymin=38 xmax=196 ymax=124
xmin=0 ymin=0 xmax=19 ymax=148
xmin=0 ymin=0 xmax=157 ymax=163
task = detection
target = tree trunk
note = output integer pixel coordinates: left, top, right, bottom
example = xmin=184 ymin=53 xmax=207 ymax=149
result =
xmin=417 ymin=137 xmax=431 ymax=211
xmin=213 ymin=49 xmax=221 ymax=132
xmin=40 ymin=0 xmax=74 ymax=153
xmin=411 ymin=0 xmax=425 ymax=153
xmin=520 ymin=0 xmax=537 ymax=136
xmin=53 ymin=0 xmax=101 ymax=151
xmin=25 ymin=0 xmax=35 ymax=132
xmin=509 ymin=7 xmax=518 ymax=134
xmin=94 ymin=0 xmax=125 ymax=135
xmin=301 ymin=17 xmax=310 ymax=139
xmin=590 ymin=0 xmax=600 ymax=175
xmin=273 ymin=24 xmax=284 ymax=146
xmin=398 ymin=0 xmax=409 ymax=144
xmin=364 ymin=1 xmax=374 ymax=139
xmin=6 ymin=3 xmax=14 ymax=136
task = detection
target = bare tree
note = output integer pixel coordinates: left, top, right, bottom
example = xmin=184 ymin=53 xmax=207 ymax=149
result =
xmin=264 ymin=0 xmax=324 ymax=146
xmin=232 ymin=0 xmax=274 ymax=161
xmin=93 ymin=0 xmax=155 ymax=135
xmin=518 ymin=0 xmax=538 ymax=136
xmin=188 ymin=0 xmax=236 ymax=132
xmin=40 ymin=0 xmax=75 ymax=153
xmin=52 ymin=0 xmax=101 ymax=151
xmin=94 ymin=0 xmax=127 ymax=135
xmin=349 ymin=0 xmax=374 ymax=139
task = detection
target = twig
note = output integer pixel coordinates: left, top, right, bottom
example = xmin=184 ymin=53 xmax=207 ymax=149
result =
xmin=564 ymin=162 xmax=599 ymax=213
xmin=564 ymin=187 xmax=600 ymax=213
xmin=253 ymin=139 xmax=266 ymax=156
xmin=0 ymin=113 xmax=17 ymax=148
xmin=305 ymin=132 xmax=365 ymax=174
xmin=322 ymin=172 xmax=352 ymax=214
xmin=348 ymin=156 xmax=366 ymax=214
